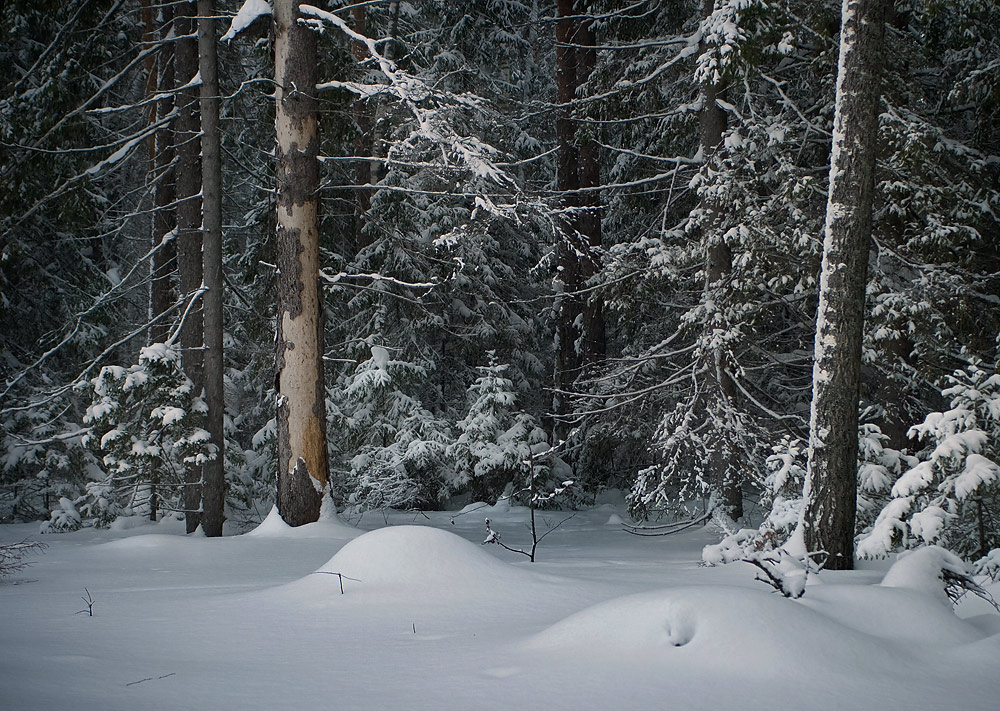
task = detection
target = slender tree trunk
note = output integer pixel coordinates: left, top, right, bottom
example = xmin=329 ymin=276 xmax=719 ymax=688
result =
xmin=699 ymin=0 xmax=742 ymax=521
xmin=553 ymin=0 xmax=583 ymax=439
xmin=351 ymin=5 xmax=373 ymax=255
xmin=274 ymin=0 xmax=329 ymax=526
xmin=199 ymin=0 xmax=225 ymax=537
xmin=147 ymin=2 xmax=176 ymax=348
xmin=175 ymin=1 xmax=204 ymax=533
xmin=576 ymin=14 xmax=605 ymax=366
xmin=802 ymin=0 xmax=887 ymax=571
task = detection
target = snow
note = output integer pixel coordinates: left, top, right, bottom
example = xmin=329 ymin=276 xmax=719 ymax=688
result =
xmin=221 ymin=0 xmax=271 ymax=43
xmin=2 ymin=505 xmax=998 ymax=711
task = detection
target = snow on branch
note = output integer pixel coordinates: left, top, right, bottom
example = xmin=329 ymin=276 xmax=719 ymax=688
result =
xmin=222 ymin=0 xmax=272 ymax=43
xmin=299 ymin=4 xmax=515 ymax=189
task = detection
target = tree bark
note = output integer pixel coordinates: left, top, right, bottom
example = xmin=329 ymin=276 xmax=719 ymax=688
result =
xmin=175 ymin=1 xmax=204 ymax=533
xmin=576 ymin=15 xmax=605 ymax=367
xmin=351 ymin=5 xmax=373 ymax=255
xmin=553 ymin=0 xmax=603 ymax=439
xmin=699 ymin=0 xmax=742 ymax=521
xmin=274 ymin=0 xmax=329 ymax=526
xmin=147 ymin=1 xmax=175 ymax=348
xmin=802 ymin=0 xmax=887 ymax=571
xmin=199 ymin=0 xmax=225 ymax=537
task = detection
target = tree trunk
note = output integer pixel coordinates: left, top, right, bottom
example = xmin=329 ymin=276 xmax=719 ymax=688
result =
xmin=274 ymin=0 xmax=329 ymax=526
xmin=553 ymin=0 xmax=605 ymax=439
xmin=147 ymin=2 xmax=176 ymax=348
xmin=175 ymin=1 xmax=204 ymax=533
xmin=576 ymin=15 xmax=605 ymax=367
xmin=699 ymin=0 xmax=742 ymax=521
xmin=199 ymin=0 xmax=226 ymax=537
xmin=802 ymin=0 xmax=887 ymax=571
xmin=351 ymin=5 xmax=373 ymax=255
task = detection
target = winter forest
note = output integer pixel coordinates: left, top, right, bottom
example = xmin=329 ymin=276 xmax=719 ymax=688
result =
xmin=2 ymin=0 xmax=1000 ymax=708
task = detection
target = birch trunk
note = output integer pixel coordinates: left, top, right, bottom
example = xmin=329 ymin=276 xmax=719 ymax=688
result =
xmin=802 ymin=0 xmax=887 ymax=570
xmin=274 ymin=0 xmax=329 ymax=526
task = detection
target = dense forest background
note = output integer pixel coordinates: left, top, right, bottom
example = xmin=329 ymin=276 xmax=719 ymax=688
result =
xmin=2 ymin=0 xmax=998 ymax=570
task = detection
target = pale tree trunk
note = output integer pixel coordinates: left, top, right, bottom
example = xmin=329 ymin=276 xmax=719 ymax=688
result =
xmin=199 ymin=0 xmax=226 ymax=537
xmin=274 ymin=0 xmax=329 ymax=526
xmin=175 ymin=1 xmax=204 ymax=533
xmin=699 ymin=0 xmax=742 ymax=521
xmin=802 ymin=0 xmax=887 ymax=571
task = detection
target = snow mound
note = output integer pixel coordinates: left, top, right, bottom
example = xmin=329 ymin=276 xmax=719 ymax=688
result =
xmin=526 ymin=584 xmax=986 ymax=674
xmin=314 ymin=525 xmax=551 ymax=595
xmin=880 ymin=545 xmax=969 ymax=604
xmin=798 ymin=584 xmax=984 ymax=646
xmin=244 ymin=505 xmax=361 ymax=540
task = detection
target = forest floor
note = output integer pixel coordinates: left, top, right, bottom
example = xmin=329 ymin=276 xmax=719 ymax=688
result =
xmin=1 ymin=496 xmax=999 ymax=711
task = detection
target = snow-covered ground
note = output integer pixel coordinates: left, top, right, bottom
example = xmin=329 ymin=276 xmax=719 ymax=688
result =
xmin=2 ymin=499 xmax=998 ymax=711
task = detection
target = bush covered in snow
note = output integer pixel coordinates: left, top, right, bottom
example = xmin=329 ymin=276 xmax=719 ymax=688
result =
xmin=74 ymin=343 xmax=216 ymax=526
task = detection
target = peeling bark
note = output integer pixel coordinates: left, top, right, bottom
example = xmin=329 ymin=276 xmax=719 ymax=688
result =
xmin=274 ymin=0 xmax=329 ymax=526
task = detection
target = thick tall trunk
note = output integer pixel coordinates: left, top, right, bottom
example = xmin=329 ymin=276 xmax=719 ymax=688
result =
xmin=802 ymin=0 xmax=887 ymax=571
xmin=274 ymin=0 xmax=329 ymax=526
xmin=175 ymin=1 xmax=204 ymax=533
xmin=199 ymin=0 xmax=225 ymax=537
xmin=699 ymin=0 xmax=742 ymax=521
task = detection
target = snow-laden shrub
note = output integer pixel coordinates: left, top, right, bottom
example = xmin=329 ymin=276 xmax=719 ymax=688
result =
xmin=40 ymin=496 xmax=82 ymax=532
xmin=858 ymin=361 xmax=1000 ymax=563
xmin=705 ymin=425 xmax=911 ymax=591
xmin=334 ymin=346 xmax=454 ymax=511
xmin=79 ymin=343 xmax=216 ymax=526
xmin=703 ymin=436 xmax=806 ymax=567
xmin=857 ymin=421 xmax=916 ymax=530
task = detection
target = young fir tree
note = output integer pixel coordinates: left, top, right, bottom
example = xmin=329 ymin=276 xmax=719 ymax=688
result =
xmin=859 ymin=359 xmax=1000 ymax=566
xmin=77 ymin=343 xmax=216 ymax=527
xmin=333 ymin=346 xmax=453 ymax=510
xmin=449 ymin=355 xmax=548 ymax=502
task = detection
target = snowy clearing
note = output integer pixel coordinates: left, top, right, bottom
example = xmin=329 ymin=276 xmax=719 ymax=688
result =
xmin=2 ymin=502 xmax=998 ymax=711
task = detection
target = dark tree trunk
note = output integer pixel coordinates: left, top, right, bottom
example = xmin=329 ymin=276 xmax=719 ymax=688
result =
xmin=274 ymin=0 xmax=329 ymax=526
xmin=699 ymin=0 xmax=742 ymax=521
xmin=576 ymin=16 xmax=605 ymax=367
xmin=553 ymin=0 xmax=603 ymax=439
xmin=147 ymin=2 xmax=175 ymax=348
xmin=351 ymin=5 xmax=373 ymax=255
xmin=175 ymin=1 xmax=204 ymax=533
xmin=199 ymin=0 xmax=226 ymax=537
xmin=802 ymin=0 xmax=887 ymax=571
